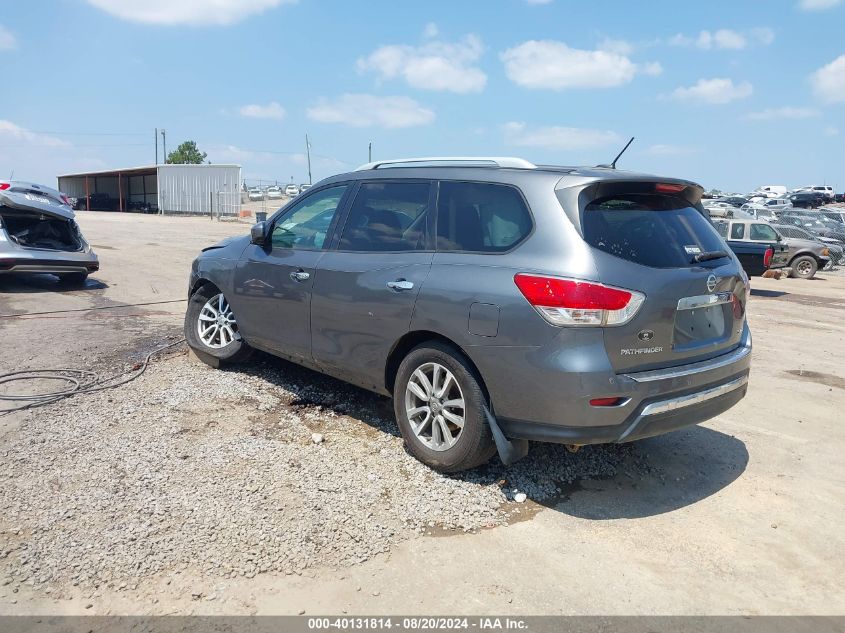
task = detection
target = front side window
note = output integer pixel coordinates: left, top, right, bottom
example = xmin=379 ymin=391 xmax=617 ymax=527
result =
xmin=436 ymin=181 xmax=532 ymax=252
xmin=271 ymin=185 xmax=347 ymax=250
xmin=338 ymin=182 xmax=431 ymax=252
xmin=750 ymin=223 xmax=779 ymax=241
xmin=713 ymin=220 xmax=729 ymax=237
xmin=730 ymin=223 xmax=746 ymax=239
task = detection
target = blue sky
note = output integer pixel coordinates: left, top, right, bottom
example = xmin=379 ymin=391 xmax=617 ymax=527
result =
xmin=0 ymin=0 xmax=843 ymax=192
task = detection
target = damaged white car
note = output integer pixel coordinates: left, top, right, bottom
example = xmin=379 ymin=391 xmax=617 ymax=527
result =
xmin=0 ymin=180 xmax=99 ymax=285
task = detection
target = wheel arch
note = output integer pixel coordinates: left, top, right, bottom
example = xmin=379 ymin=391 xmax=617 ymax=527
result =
xmin=384 ymin=331 xmax=490 ymax=402
xmin=189 ymin=277 xmax=220 ymax=297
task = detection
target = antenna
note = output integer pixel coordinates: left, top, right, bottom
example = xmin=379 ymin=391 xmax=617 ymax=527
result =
xmin=597 ymin=137 xmax=635 ymax=169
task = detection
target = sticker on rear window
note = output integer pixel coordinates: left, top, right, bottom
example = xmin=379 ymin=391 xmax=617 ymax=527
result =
xmin=683 ymin=245 xmax=702 ymax=254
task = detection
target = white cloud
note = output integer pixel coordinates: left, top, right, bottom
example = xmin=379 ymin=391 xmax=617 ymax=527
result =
xmin=85 ymin=0 xmax=295 ymax=26
xmin=712 ymin=29 xmax=747 ymax=49
xmin=750 ymin=27 xmax=776 ymax=45
xmin=500 ymin=40 xmax=659 ymax=90
xmin=524 ymin=0 xmax=553 ymax=4
xmin=0 ymin=120 xmax=69 ymax=147
xmin=0 ymin=25 xmax=17 ymax=50
xmin=746 ymin=106 xmax=819 ymax=121
xmin=670 ymin=78 xmax=753 ymax=104
xmin=798 ymin=0 xmax=841 ymax=10
xmin=640 ymin=61 xmax=664 ymax=76
xmin=668 ymin=27 xmax=774 ymax=50
xmin=238 ymin=102 xmax=286 ymax=119
xmin=503 ymin=122 xmax=621 ymax=150
xmin=357 ymin=33 xmax=486 ymax=93
xmin=307 ymin=94 xmax=435 ymax=129
xmin=824 ymin=126 xmax=840 ymax=136
xmin=598 ymin=37 xmax=634 ymax=56
xmin=422 ymin=22 xmax=439 ymax=39
xmin=810 ymin=54 xmax=845 ymax=103
xmin=645 ymin=144 xmax=698 ymax=156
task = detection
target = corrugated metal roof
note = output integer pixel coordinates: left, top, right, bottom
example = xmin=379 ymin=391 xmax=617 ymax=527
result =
xmin=57 ymin=164 xmax=240 ymax=178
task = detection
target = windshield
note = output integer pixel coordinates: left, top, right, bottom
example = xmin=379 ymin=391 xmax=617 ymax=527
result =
xmin=583 ymin=194 xmax=727 ymax=268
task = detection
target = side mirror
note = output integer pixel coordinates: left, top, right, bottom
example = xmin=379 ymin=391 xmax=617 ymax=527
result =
xmin=250 ymin=221 xmax=269 ymax=246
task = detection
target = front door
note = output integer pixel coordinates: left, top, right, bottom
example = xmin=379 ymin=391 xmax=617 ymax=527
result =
xmin=231 ymin=184 xmax=350 ymax=361
xmin=311 ymin=181 xmax=434 ymax=390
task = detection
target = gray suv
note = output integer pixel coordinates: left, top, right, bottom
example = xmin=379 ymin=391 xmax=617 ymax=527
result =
xmin=186 ymin=158 xmax=752 ymax=472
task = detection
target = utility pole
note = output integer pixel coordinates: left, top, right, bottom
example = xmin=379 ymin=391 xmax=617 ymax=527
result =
xmin=155 ymin=128 xmax=159 ymax=165
xmin=161 ymin=129 xmax=167 ymax=164
xmin=368 ymin=142 xmax=372 ymax=163
xmin=305 ymin=133 xmax=312 ymax=185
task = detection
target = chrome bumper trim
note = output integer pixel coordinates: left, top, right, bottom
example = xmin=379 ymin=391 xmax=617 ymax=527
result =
xmin=640 ymin=375 xmax=749 ymax=417
xmin=624 ymin=338 xmax=751 ymax=383
xmin=677 ymin=292 xmax=733 ymax=311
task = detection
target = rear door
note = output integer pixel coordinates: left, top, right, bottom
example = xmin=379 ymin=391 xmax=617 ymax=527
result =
xmin=310 ymin=180 xmax=434 ymax=390
xmin=575 ymin=187 xmax=749 ymax=373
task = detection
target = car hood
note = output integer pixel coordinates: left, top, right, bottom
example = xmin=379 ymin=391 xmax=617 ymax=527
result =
xmin=783 ymin=237 xmax=827 ymax=253
xmin=0 ymin=190 xmax=75 ymax=221
xmin=201 ymin=234 xmax=249 ymax=253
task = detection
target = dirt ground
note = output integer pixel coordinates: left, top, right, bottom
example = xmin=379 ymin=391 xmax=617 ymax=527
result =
xmin=1 ymin=212 xmax=843 ymax=615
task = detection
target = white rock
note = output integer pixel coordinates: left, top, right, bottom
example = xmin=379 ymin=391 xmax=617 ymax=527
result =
xmin=311 ymin=433 xmax=324 ymax=444
xmin=513 ymin=493 xmax=527 ymax=503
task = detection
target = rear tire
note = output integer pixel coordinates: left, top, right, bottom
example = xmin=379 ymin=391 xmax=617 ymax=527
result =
xmin=184 ymin=284 xmax=252 ymax=367
xmin=393 ymin=342 xmax=496 ymax=473
xmin=58 ymin=272 xmax=88 ymax=285
xmin=791 ymin=255 xmax=818 ymax=279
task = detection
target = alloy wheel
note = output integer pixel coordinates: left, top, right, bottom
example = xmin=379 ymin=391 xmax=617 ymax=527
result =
xmin=197 ymin=293 xmax=239 ymax=349
xmin=404 ymin=362 xmax=466 ymax=451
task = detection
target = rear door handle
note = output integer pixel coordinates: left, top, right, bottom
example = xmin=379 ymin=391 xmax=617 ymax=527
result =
xmin=290 ymin=269 xmax=310 ymax=282
xmin=387 ymin=279 xmax=414 ymax=291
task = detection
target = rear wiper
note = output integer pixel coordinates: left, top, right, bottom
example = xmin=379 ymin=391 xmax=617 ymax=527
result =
xmin=692 ymin=250 xmax=729 ymax=263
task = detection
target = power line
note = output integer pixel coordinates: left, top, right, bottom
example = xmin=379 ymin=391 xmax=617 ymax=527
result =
xmin=26 ymin=131 xmax=150 ymax=136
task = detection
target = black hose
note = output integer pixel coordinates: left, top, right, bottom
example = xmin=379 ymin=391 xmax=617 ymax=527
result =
xmin=0 ymin=339 xmax=186 ymax=415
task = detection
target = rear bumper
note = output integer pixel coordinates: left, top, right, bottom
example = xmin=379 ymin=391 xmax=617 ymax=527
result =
xmin=499 ymin=372 xmax=748 ymax=445
xmin=481 ymin=327 xmax=752 ymax=446
xmin=0 ymin=257 xmax=99 ymax=275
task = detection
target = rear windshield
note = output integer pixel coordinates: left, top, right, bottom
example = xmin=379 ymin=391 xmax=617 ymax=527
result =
xmin=583 ymin=194 xmax=727 ymax=268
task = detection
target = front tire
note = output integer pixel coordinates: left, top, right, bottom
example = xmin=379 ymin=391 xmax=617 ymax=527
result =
xmin=791 ymin=255 xmax=818 ymax=279
xmin=185 ymin=285 xmax=252 ymax=366
xmin=393 ymin=342 xmax=496 ymax=473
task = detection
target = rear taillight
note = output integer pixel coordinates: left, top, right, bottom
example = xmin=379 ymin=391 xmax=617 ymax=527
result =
xmin=514 ymin=274 xmax=645 ymax=326
xmin=61 ymin=194 xmax=70 ymax=206
xmin=0 ymin=183 xmax=10 ymax=191
xmin=763 ymin=247 xmax=773 ymax=268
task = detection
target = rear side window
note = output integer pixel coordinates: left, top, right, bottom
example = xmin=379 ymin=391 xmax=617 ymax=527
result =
xmin=583 ymin=194 xmax=726 ymax=268
xmin=750 ymin=223 xmax=778 ymax=241
xmin=436 ymin=181 xmax=532 ymax=252
xmin=730 ymin=223 xmax=745 ymax=239
xmin=338 ymin=182 xmax=430 ymax=252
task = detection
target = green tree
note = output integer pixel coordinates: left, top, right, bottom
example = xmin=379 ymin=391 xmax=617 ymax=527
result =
xmin=166 ymin=140 xmax=207 ymax=164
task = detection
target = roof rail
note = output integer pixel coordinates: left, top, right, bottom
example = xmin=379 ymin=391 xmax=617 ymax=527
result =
xmin=354 ymin=157 xmax=537 ymax=171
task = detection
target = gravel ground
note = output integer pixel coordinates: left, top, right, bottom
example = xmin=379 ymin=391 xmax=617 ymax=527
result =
xmin=0 ymin=341 xmax=657 ymax=598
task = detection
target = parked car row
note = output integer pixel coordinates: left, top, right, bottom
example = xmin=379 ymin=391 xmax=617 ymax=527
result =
xmin=246 ymin=183 xmax=312 ymax=201
xmin=706 ymin=201 xmax=845 ymax=277
xmin=704 ymin=184 xmax=841 ymax=215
